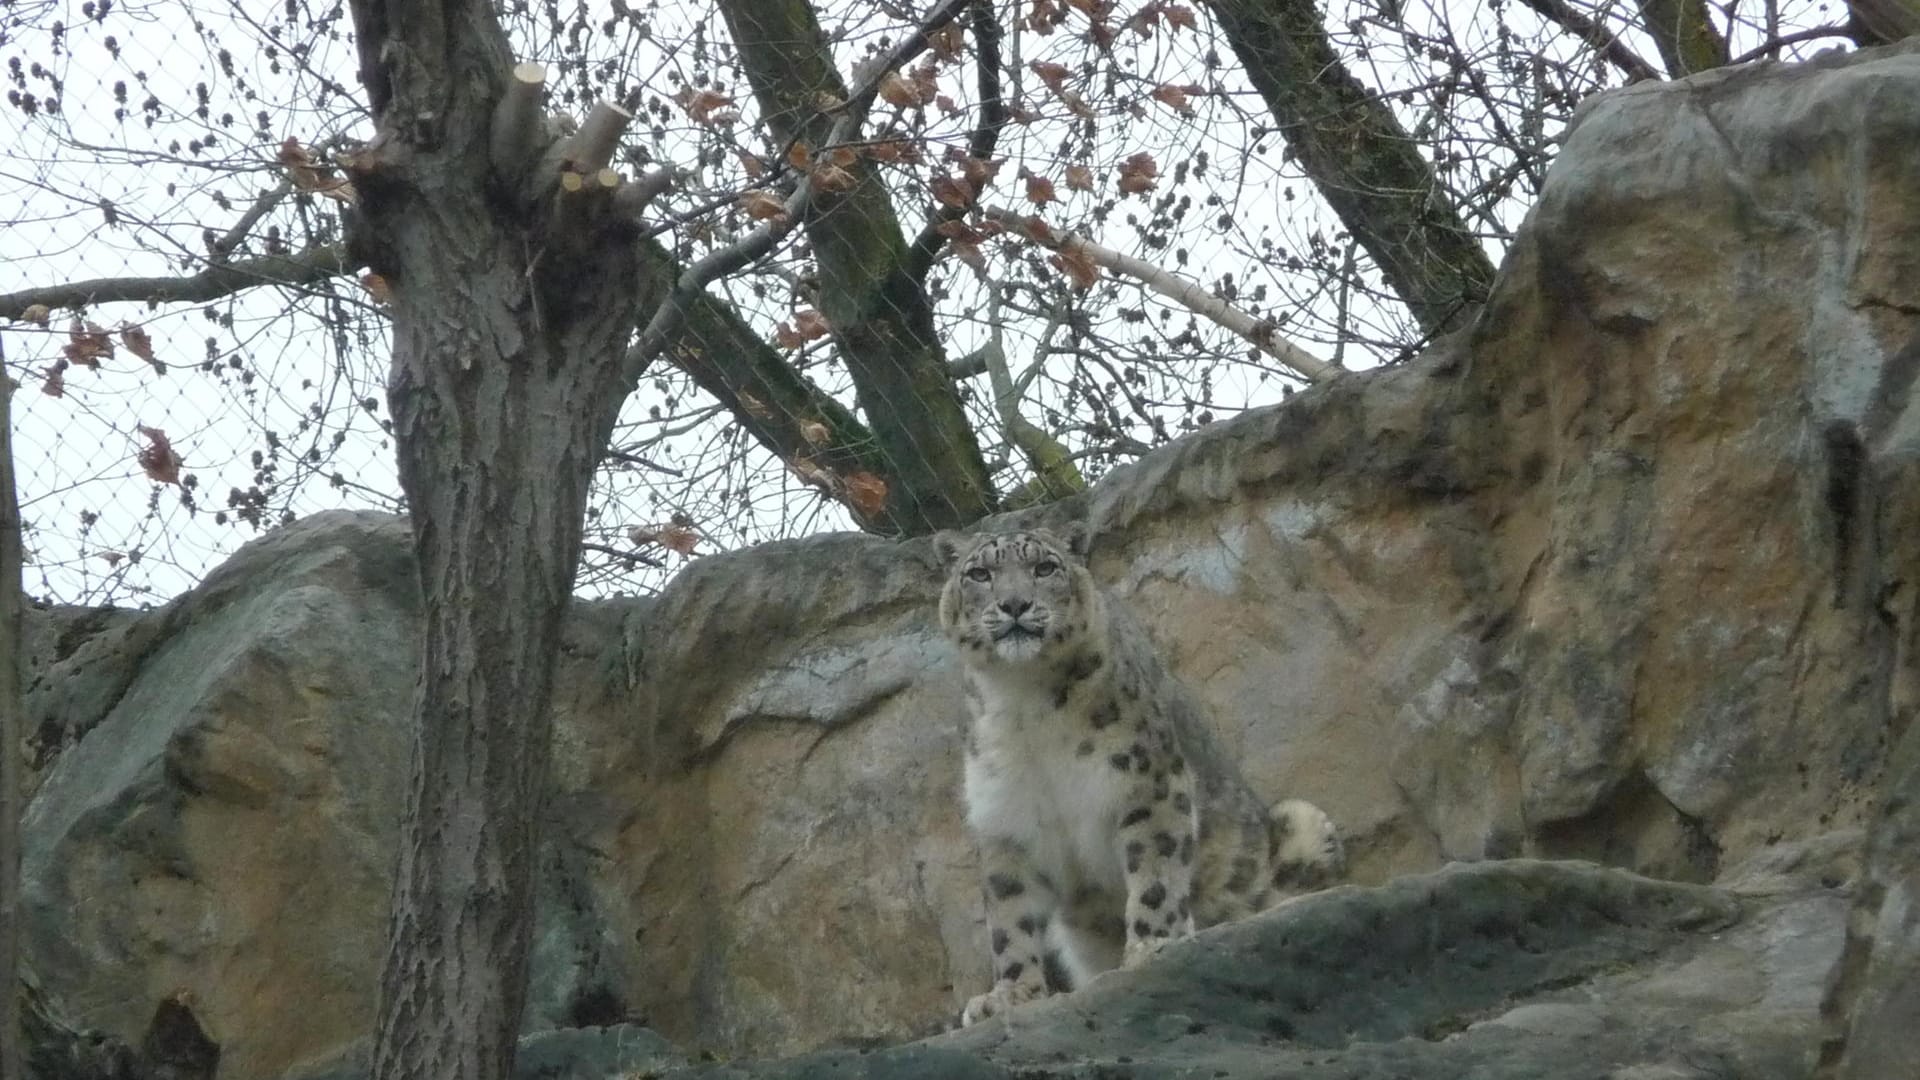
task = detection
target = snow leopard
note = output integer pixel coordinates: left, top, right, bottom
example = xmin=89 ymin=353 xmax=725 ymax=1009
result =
xmin=934 ymin=521 xmax=1344 ymax=1027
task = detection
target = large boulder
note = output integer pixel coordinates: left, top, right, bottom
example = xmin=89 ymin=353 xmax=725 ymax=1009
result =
xmin=16 ymin=38 xmax=1920 ymax=1080
xmin=664 ymin=860 xmax=1844 ymax=1080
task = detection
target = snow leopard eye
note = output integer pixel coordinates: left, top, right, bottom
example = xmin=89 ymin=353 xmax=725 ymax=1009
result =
xmin=1032 ymin=560 xmax=1060 ymax=578
xmin=966 ymin=566 xmax=992 ymax=583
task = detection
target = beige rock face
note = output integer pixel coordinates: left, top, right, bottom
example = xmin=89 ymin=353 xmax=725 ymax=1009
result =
xmin=17 ymin=40 xmax=1920 ymax=1080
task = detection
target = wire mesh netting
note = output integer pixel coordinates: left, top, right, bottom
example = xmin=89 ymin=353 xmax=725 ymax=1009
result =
xmin=1 ymin=0 xmax=1851 ymax=606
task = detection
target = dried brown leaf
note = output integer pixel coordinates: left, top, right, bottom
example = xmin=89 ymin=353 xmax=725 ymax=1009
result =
xmin=810 ymin=161 xmax=858 ymax=193
xmin=675 ymin=87 xmax=736 ymax=125
xmin=879 ymin=72 xmax=922 ymax=109
xmin=1064 ymin=163 xmax=1095 ymax=191
xmin=1025 ymin=174 xmax=1058 ymax=205
xmin=64 ymin=320 xmax=113 ymax=368
xmin=739 ymin=190 xmax=789 ymax=222
xmin=929 ymin=22 xmax=966 ymax=61
xmin=961 ymin=156 xmax=1004 ymax=190
xmin=1151 ymin=83 xmax=1197 ymax=115
xmin=359 ymin=272 xmax=393 ymax=305
xmin=1029 ymin=60 xmax=1070 ymax=93
xmin=1049 ymin=247 xmax=1101 ymax=290
xmin=792 ymin=309 xmax=831 ymax=340
xmin=931 ymin=174 xmax=975 ymax=209
xmin=20 ymin=302 xmax=51 ymax=327
xmin=119 ymin=324 xmax=155 ymax=364
xmin=136 ymin=424 xmax=183 ymax=486
xmin=844 ymin=471 xmax=889 ymax=519
xmin=1117 ymin=151 xmax=1159 ymax=195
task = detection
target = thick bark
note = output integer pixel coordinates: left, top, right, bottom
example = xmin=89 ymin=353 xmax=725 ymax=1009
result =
xmin=1634 ymin=0 xmax=1730 ymax=75
xmin=719 ymin=0 xmax=996 ymax=534
xmin=1206 ymin=0 xmax=1498 ymax=337
xmin=2 ymin=351 xmax=22 ymax=1080
xmin=341 ymin=3 xmax=643 ymax=1080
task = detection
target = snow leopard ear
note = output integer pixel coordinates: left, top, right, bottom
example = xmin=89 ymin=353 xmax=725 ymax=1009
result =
xmin=932 ymin=531 xmax=970 ymax=567
xmin=1051 ymin=519 xmax=1092 ymax=560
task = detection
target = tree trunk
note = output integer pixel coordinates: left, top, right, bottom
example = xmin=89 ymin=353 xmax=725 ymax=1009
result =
xmin=341 ymin=4 xmax=644 ymax=1080
xmin=1635 ymin=0 xmax=1730 ymax=75
xmin=1206 ymin=0 xmax=1498 ymax=338
xmin=2 ymin=349 xmax=24 ymax=1080
xmin=719 ymin=0 xmax=997 ymax=534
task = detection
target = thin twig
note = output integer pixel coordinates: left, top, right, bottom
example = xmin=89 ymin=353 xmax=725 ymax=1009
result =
xmin=211 ymin=179 xmax=295 ymax=263
xmin=1517 ymin=0 xmax=1664 ymax=82
xmin=981 ymin=206 xmax=1340 ymax=383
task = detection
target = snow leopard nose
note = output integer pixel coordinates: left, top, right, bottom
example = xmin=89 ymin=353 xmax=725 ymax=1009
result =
xmin=999 ymin=599 xmax=1031 ymax=618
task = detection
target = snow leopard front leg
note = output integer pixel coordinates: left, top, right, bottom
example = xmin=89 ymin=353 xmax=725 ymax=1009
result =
xmin=1114 ymin=749 xmax=1198 ymax=968
xmin=961 ymin=839 xmax=1062 ymax=1026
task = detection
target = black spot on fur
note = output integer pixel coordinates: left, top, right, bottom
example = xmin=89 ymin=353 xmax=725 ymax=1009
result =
xmin=1076 ymin=738 xmax=1095 ymax=757
xmin=1109 ymin=753 xmax=1132 ymax=771
xmin=1152 ymin=926 xmax=1170 ymax=939
xmin=1121 ymin=806 xmax=1151 ymax=827
xmin=1132 ymin=919 xmax=1151 ymax=940
xmin=1140 ymin=882 xmax=1167 ymax=909
xmin=1126 ymin=840 xmax=1145 ymax=873
xmin=1169 ymin=755 xmax=1186 ymax=776
xmin=1226 ymin=857 xmax=1258 ymax=893
xmin=1179 ymin=835 xmax=1194 ymax=865
xmin=1152 ymin=773 xmax=1170 ymax=801
xmin=988 ymin=873 xmax=1025 ymax=900
xmin=1153 ymin=832 xmax=1177 ymax=857
xmin=1001 ymin=961 xmax=1025 ymax=982
xmin=1043 ymin=950 xmax=1074 ymax=993
xmin=1131 ymin=744 xmax=1151 ymax=772
xmin=1063 ymin=650 xmax=1104 ymax=683
xmin=1016 ymin=914 xmax=1047 ymax=936
xmin=1173 ymin=792 xmax=1191 ymax=814
xmin=1090 ymin=701 xmax=1120 ymax=729
xmin=991 ymin=929 xmax=1009 ymax=954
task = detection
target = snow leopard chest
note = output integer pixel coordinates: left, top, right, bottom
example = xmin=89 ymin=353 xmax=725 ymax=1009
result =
xmin=963 ymin=683 xmax=1130 ymax=895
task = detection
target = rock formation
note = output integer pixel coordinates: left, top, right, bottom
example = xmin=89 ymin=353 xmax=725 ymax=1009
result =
xmin=15 ymin=38 xmax=1920 ymax=1080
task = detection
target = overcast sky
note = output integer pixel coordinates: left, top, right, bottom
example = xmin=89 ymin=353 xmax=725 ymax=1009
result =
xmin=0 ymin=0 xmax=1843 ymax=606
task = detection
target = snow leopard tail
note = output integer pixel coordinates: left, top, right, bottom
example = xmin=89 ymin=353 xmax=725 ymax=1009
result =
xmin=1266 ymin=798 xmax=1345 ymax=895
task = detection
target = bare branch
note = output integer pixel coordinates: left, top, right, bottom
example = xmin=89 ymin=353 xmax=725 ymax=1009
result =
xmin=1729 ymin=25 xmax=1855 ymax=64
xmin=624 ymin=0 xmax=974 ymax=379
xmin=560 ymin=94 xmax=637 ymax=174
xmin=488 ymin=62 xmax=548 ymax=183
xmin=1518 ymin=0 xmax=1664 ymax=82
xmin=976 ymin=270 xmax=1084 ymax=508
xmin=0 ymin=246 xmax=351 ymax=321
xmin=612 ymin=167 xmax=678 ymax=224
xmin=906 ymin=0 xmax=1008 ymax=282
xmin=982 ymin=207 xmax=1342 ymax=384
xmin=211 ymin=179 xmax=296 ymax=263
xmin=580 ymin=541 xmax=666 ymax=569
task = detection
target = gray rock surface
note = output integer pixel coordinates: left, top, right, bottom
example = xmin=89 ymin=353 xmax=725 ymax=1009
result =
xmin=16 ymin=38 xmax=1920 ymax=1080
xmin=549 ymin=861 xmax=1843 ymax=1080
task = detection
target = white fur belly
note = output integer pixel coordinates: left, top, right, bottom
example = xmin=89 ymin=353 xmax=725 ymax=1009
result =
xmin=965 ymin=720 xmax=1127 ymax=895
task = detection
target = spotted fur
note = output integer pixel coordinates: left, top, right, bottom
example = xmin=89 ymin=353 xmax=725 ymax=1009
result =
xmin=935 ymin=523 xmax=1344 ymax=1027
